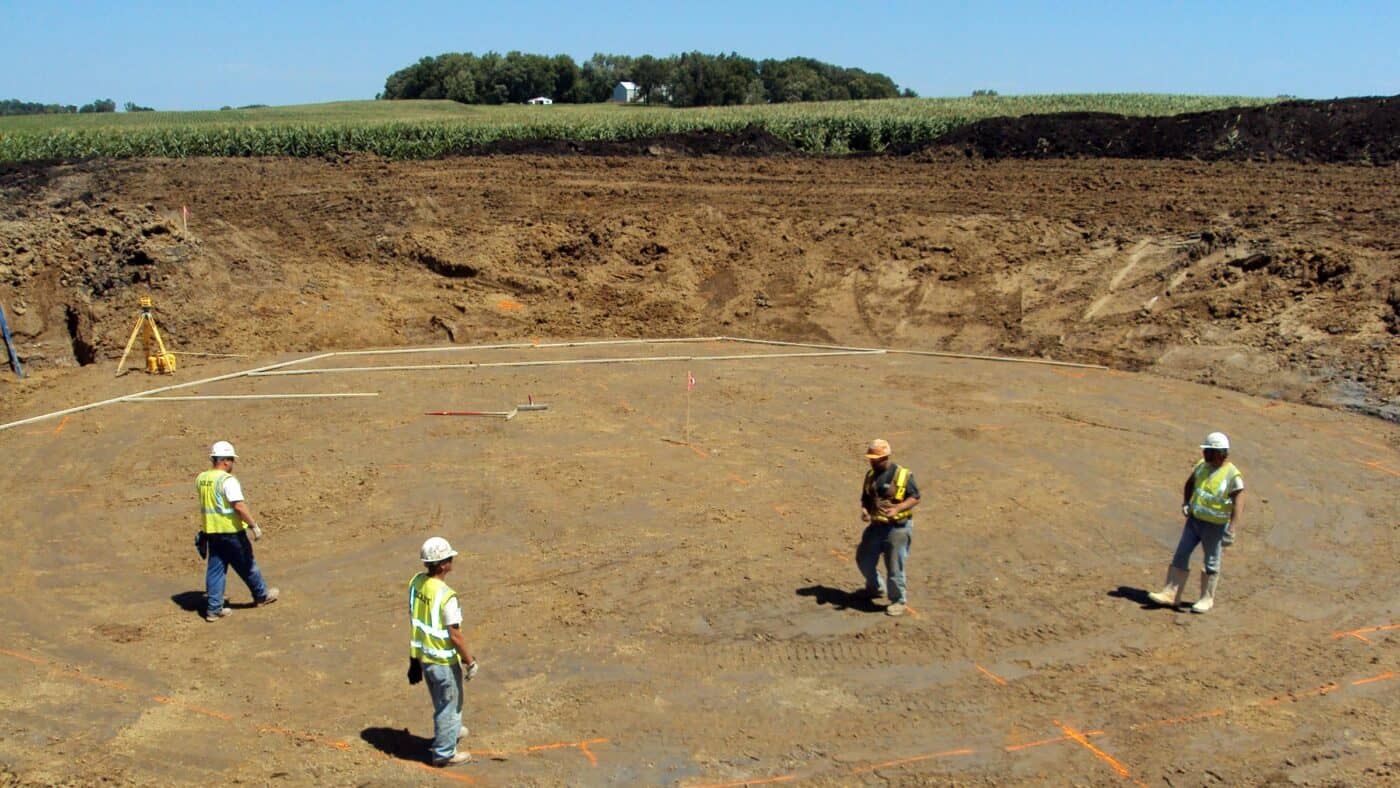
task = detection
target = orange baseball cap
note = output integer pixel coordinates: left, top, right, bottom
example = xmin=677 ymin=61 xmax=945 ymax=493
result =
xmin=864 ymin=439 xmax=891 ymax=459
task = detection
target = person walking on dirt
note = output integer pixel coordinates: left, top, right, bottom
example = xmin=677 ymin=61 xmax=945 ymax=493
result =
xmin=855 ymin=439 xmax=922 ymax=616
xmin=1147 ymin=432 xmax=1245 ymax=614
xmin=195 ymin=441 xmax=279 ymax=622
xmin=407 ymin=537 xmax=479 ymax=767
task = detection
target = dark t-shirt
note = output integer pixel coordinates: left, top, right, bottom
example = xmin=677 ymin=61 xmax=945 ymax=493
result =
xmin=861 ymin=463 xmax=921 ymax=514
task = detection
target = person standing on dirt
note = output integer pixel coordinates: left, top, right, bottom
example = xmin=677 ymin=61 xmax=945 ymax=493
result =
xmin=1147 ymin=432 xmax=1245 ymax=614
xmin=855 ymin=439 xmax=921 ymax=617
xmin=407 ymin=537 xmax=479 ymax=767
xmin=195 ymin=441 xmax=279 ymax=622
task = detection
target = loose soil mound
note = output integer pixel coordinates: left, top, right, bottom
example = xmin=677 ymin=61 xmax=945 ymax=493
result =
xmin=928 ymin=96 xmax=1400 ymax=163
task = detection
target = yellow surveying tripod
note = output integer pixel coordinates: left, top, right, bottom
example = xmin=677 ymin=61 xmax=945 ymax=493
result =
xmin=116 ymin=296 xmax=177 ymax=375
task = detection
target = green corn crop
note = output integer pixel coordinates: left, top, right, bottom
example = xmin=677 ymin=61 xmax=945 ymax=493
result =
xmin=0 ymin=95 xmax=1278 ymax=162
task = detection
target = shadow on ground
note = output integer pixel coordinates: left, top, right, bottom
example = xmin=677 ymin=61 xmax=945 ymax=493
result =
xmin=361 ymin=727 xmax=430 ymax=763
xmin=796 ymin=585 xmax=885 ymax=613
xmin=171 ymin=590 xmax=256 ymax=613
xmin=1107 ymin=586 xmax=1175 ymax=610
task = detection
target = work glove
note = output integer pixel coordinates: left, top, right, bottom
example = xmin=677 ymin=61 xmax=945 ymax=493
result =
xmin=407 ymin=658 xmax=422 ymax=685
xmin=1222 ymin=527 xmax=1235 ymax=548
xmin=464 ymin=660 xmax=479 ymax=681
xmin=249 ymin=523 xmax=263 ymax=541
xmin=195 ymin=532 xmax=208 ymax=559
xmin=1181 ymin=504 xmax=1191 ymax=518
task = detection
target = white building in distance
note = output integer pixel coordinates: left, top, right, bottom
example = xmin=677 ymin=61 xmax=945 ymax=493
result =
xmin=612 ymin=82 xmax=640 ymax=103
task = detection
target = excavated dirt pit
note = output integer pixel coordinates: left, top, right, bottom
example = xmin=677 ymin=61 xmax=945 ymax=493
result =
xmin=0 ymin=147 xmax=1396 ymax=785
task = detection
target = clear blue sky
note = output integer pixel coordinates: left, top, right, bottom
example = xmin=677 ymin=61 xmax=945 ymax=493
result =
xmin=2 ymin=1 xmax=1396 ymax=109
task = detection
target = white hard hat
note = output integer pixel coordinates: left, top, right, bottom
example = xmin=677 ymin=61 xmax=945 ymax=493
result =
xmin=420 ymin=537 xmax=458 ymax=563
xmin=210 ymin=440 xmax=238 ymax=458
xmin=1200 ymin=432 xmax=1230 ymax=451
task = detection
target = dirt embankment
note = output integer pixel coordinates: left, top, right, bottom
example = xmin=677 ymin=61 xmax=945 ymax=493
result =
xmin=927 ymin=96 xmax=1400 ymax=164
xmin=1 ymin=151 xmax=1397 ymax=421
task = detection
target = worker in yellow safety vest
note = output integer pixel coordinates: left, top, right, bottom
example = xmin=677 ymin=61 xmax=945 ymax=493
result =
xmin=195 ymin=441 xmax=278 ymax=622
xmin=406 ymin=537 xmax=479 ymax=767
xmin=855 ymin=439 xmax=922 ymax=617
xmin=1148 ymin=432 xmax=1245 ymax=614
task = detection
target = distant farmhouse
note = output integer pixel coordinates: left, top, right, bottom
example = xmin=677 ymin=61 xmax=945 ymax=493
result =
xmin=526 ymin=96 xmax=553 ymax=105
xmin=612 ymin=82 xmax=640 ymax=103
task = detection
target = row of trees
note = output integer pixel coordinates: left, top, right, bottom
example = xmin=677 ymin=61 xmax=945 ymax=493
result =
xmin=381 ymin=52 xmax=913 ymax=106
xmin=1 ymin=99 xmax=153 ymax=115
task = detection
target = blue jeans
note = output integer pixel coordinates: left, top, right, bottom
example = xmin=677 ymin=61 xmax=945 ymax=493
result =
xmin=204 ymin=531 xmax=269 ymax=615
xmin=857 ymin=522 xmax=912 ymax=604
xmin=424 ymin=661 xmax=464 ymax=762
xmin=1171 ymin=516 xmax=1227 ymax=575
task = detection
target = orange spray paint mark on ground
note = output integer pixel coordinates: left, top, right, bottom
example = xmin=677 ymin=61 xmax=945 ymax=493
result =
xmin=1351 ymin=671 xmax=1397 ymax=686
xmin=257 ymin=724 xmax=353 ymax=750
xmin=1352 ymin=459 xmax=1400 ymax=478
xmin=152 ymin=695 xmax=234 ymax=721
xmin=975 ymin=664 xmax=1009 ymax=686
xmin=53 ymin=415 xmax=70 ymax=434
xmin=1331 ymin=622 xmax=1399 ymax=642
xmin=1348 ymin=435 xmax=1396 ymax=454
xmin=496 ymin=299 xmax=523 ymax=311
xmin=1053 ymin=720 xmax=1142 ymax=785
xmin=1004 ymin=730 xmax=1104 ymax=752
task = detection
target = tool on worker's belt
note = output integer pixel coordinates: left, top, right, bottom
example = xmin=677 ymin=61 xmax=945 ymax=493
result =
xmin=0 ymin=300 xmax=23 ymax=379
xmin=115 ymin=296 xmax=178 ymax=375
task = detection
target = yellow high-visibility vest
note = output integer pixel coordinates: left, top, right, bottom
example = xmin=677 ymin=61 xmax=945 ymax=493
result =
xmin=196 ymin=469 xmax=241 ymax=534
xmin=409 ymin=573 xmax=459 ymax=665
xmin=1189 ymin=460 xmax=1241 ymax=525
xmin=866 ymin=465 xmax=913 ymax=523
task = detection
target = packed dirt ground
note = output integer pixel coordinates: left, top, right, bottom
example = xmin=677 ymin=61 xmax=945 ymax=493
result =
xmin=0 ymin=339 xmax=1396 ymax=786
xmin=0 ymin=148 xmax=1396 ymax=786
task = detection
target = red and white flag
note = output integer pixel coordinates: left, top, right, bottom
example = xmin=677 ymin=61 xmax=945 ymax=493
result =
xmin=686 ymin=371 xmax=695 ymax=391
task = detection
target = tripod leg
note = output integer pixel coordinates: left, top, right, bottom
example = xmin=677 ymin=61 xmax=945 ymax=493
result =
xmin=115 ymin=315 xmax=145 ymax=375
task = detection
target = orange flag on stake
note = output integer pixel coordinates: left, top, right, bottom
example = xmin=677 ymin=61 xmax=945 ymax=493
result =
xmin=687 ymin=371 xmax=695 ymax=391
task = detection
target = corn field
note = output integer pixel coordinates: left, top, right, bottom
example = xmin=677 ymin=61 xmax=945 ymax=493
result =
xmin=0 ymin=95 xmax=1278 ymax=161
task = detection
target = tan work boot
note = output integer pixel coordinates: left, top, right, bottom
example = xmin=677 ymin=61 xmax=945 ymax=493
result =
xmin=1147 ymin=566 xmax=1189 ymax=607
xmin=1191 ymin=573 xmax=1219 ymax=614
xmin=434 ymin=751 xmax=472 ymax=767
xmin=885 ymin=602 xmax=908 ymax=617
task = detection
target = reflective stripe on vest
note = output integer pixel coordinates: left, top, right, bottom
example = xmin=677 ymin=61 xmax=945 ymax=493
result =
xmin=866 ymin=465 xmax=913 ymax=523
xmin=409 ymin=573 xmax=459 ymax=664
xmin=1189 ymin=460 xmax=1240 ymax=525
xmin=196 ymin=469 xmax=241 ymax=534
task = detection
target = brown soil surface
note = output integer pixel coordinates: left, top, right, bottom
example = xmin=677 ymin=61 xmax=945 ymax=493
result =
xmin=0 ymin=152 xmax=1396 ymax=785
xmin=0 ymin=340 xmax=1396 ymax=786
xmin=1 ymin=154 xmax=1396 ymax=420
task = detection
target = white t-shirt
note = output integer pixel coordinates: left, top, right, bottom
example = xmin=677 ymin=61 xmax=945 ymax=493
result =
xmin=442 ymin=595 xmax=463 ymax=627
xmin=222 ymin=475 xmax=245 ymax=503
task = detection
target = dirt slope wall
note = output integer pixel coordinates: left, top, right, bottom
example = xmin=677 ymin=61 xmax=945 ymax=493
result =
xmin=1 ymin=154 xmax=1396 ymax=421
